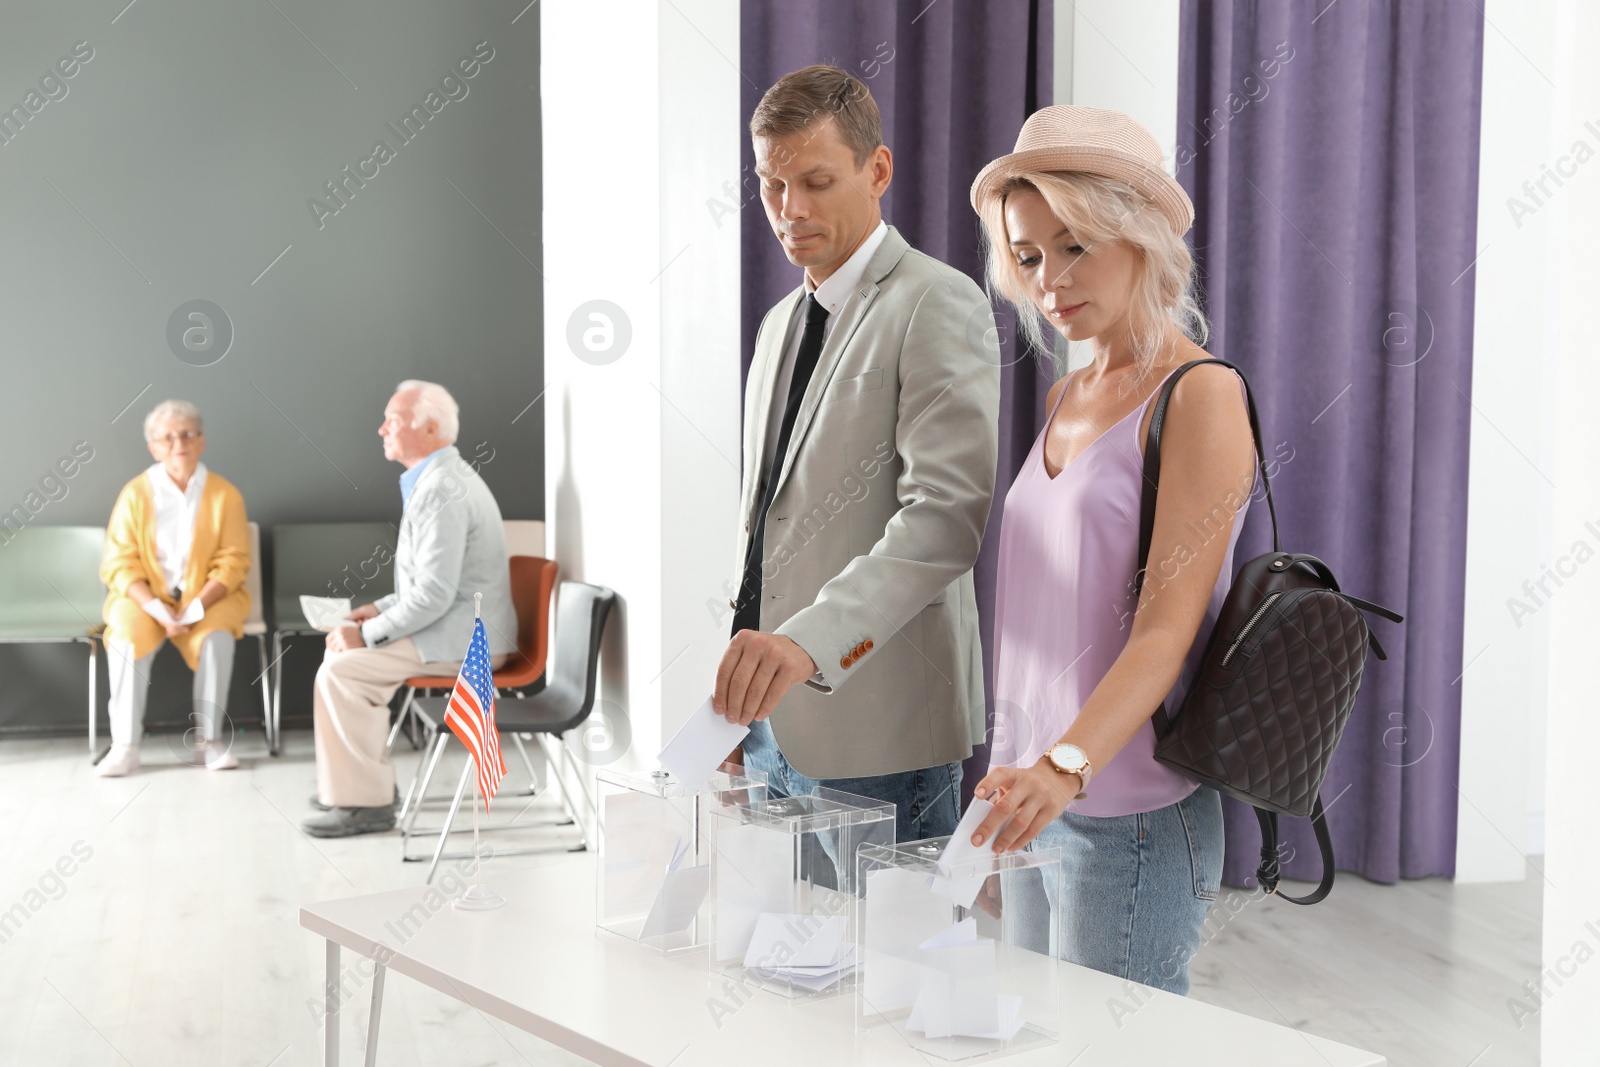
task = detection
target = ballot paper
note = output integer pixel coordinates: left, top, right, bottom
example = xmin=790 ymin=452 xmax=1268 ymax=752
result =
xmin=657 ymin=697 xmax=749 ymax=784
xmin=713 ymin=823 xmax=795 ymax=960
xmin=862 ymin=867 xmax=953 ymax=1012
xmin=743 ymin=912 xmax=856 ymax=991
xmin=903 ymin=920 xmax=1026 ymax=1043
xmin=927 ymin=798 xmax=1012 ymax=909
xmin=637 ymin=836 xmax=710 ymax=940
xmin=299 ymin=596 xmax=353 ymax=631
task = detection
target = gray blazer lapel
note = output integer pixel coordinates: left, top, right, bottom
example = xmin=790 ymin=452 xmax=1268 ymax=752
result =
xmin=745 ymin=288 xmax=804 ymax=518
xmin=772 ymin=226 xmax=910 ymax=496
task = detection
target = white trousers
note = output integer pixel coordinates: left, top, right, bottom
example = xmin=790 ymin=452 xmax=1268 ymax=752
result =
xmin=105 ymin=631 xmax=235 ymax=747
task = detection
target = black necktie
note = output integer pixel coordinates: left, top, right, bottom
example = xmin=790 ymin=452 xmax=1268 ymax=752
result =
xmin=732 ymin=294 xmax=830 ymax=636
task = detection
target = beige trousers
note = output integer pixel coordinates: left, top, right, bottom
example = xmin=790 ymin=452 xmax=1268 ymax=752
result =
xmin=313 ymin=636 xmax=494 ymax=808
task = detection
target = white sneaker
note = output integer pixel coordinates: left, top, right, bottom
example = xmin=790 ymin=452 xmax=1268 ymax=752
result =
xmin=96 ymin=744 xmax=141 ymax=777
xmin=201 ymin=740 xmax=239 ymax=771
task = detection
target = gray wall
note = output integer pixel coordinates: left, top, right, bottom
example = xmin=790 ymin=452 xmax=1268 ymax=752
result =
xmin=0 ymin=1 xmax=542 ymax=732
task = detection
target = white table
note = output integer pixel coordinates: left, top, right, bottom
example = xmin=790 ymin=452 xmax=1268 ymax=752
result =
xmin=301 ymin=854 xmax=1386 ymax=1066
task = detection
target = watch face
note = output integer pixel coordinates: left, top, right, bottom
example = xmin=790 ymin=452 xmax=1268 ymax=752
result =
xmin=1051 ymin=743 xmax=1086 ymax=772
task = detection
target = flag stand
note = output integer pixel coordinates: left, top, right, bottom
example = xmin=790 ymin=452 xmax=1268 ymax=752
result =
xmin=453 ymin=593 xmax=505 ymax=912
xmin=452 ymin=764 xmax=504 ymax=910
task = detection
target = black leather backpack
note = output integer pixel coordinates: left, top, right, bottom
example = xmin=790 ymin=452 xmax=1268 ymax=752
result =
xmin=1135 ymin=359 xmax=1403 ymax=905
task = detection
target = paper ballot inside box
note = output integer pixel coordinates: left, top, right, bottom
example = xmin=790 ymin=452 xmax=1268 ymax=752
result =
xmin=904 ymin=919 xmax=1025 ymax=1042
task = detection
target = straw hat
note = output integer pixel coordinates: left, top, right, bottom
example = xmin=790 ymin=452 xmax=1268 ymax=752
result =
xmin=969 ymin=105 xmax=1194 ymax=237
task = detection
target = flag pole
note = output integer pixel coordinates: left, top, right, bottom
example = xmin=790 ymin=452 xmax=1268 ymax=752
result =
xmin=471 ymin=756 xmax=481 ymax=887
xmin=453 ymin=591 xmax=504 ymax=911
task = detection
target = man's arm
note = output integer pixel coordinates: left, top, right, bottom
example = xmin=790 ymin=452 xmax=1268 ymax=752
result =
xmin=359 ymin=488 xmax=469 ymax=647
xmin=776 ymin=274 xmax=1000 ymax=692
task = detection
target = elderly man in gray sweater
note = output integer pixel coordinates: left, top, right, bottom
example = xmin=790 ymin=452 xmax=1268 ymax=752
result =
xmin=302 ymin=380 xmax=516 ymax=838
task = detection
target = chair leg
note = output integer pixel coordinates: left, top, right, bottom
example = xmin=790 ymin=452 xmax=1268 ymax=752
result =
xmin=270 ymin=632 xmax=286 ymax=757
xmin=86 ymin=637 xmax=99 ymax=763
xmin=425 ymin=762 xmax=473 ymax=885
xmin=255 ymin=634 xmax=271 ymax=753
xmin=387 ymin=688 xmax=416 ymax=753
xmin=401 ymin=731 xmax=449 ymax=838
xmin=511 ymin=733 xmax=540 ymax=795
xmin=537 ymin=733 xmax=592 ymax=851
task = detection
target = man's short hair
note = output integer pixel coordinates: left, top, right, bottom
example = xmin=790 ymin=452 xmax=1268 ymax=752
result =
xmin=750 ymin=65 xmax=882 ymax=169
xmin=396 ymin=380 xmax=459 ymax=444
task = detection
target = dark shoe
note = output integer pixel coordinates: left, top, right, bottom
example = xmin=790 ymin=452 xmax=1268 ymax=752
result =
xmin=310 ymin=786 xmax=398 ymax=812
xmin=301 ymin=804 xmax=397 ymax=838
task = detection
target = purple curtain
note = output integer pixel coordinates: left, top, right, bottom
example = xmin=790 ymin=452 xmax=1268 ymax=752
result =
xmin=1177 ymin=0 xmax=1485 ymax=884
xmin=739 ymin=0 xmax=1055 ymax=797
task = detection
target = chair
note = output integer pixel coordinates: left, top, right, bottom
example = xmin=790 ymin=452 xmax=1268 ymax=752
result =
xmin=395 ymin=555 xmax=558 ymax=822
xmin=268 ymin=522 xmax=398 ymax=755
xmin=404 ymin=580 xmax=615 ymax=884
xmin=0 ymin=526 xmax=105 ymax=756
xmin=386 ymin=535 xmax=551 ymax=752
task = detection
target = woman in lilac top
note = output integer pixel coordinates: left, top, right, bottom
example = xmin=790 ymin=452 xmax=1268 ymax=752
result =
xmin=964 ymin=106 xmax=1260 ymax=993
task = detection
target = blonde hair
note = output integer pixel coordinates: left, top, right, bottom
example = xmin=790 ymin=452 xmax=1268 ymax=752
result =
xmin=976 ymin=171 xmax=1207 ymax=378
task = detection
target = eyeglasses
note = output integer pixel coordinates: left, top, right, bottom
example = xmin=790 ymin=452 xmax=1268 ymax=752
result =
xmin=148 ymin=430 xmax=202 ymax=447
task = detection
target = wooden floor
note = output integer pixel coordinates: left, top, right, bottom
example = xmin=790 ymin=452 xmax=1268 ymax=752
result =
xmin=1190 ymin=852 xmax=1542 ymax=1066
xmin=0 ymin=732 xmax=1542 ymax=1066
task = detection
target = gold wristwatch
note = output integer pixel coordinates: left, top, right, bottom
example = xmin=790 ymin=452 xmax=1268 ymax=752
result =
xmin=1043 ymin=742 xmax=1092 ymax=800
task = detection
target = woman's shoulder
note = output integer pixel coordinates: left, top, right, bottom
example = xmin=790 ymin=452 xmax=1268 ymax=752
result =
xmin=204 ymin=469 xmax=243 ymax=496
xmin=1159 ymin=348 xmax=1247 ymax=407
xmin=201 ymin=471 xmax=249 ymax=514
xmin=113 ymin=471 xmax=152 ymax=504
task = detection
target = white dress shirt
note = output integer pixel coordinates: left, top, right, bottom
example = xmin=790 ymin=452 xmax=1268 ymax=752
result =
xmin=761 ymin=220 xmax=890 ymax=473
xmin=146 ymin=461 xmax=207 ymax=596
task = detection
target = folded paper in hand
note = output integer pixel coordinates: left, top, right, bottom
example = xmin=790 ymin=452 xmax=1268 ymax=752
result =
xmin=927 ymin=798 xmax=1012 ymax=910
xmin=300 ymin=596 xmax=353 ymax=632
xmin=657 ymin=697 xmax=748 ymax=784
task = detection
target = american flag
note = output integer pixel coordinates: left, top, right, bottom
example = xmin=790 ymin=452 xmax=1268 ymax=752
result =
xmin=444 ymin=618 xmax=506 ymax=809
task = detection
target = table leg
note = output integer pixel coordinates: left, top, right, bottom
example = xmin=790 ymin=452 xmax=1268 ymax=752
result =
xmin=325 ymin=939 xmax=340 ymax=1067
xmin=364 ymin=963 xmax=386 ymax=1067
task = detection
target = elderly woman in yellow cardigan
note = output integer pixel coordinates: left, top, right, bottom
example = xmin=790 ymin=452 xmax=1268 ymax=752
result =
xmin=97 ymin=400 xmax=252 ymax=776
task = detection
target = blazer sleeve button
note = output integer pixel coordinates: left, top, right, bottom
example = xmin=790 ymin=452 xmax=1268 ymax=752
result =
xmin=839 ymin=656 xmax=852 ymax=670
xmin=863 ymin=639 xmax=873 ymax=652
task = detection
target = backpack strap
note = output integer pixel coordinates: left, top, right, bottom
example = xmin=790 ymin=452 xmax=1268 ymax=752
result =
xmin=1255 ymin=795 xmax=1336 ymax=905
xmin=1135 ymin=359 xmax=1279 ymax=600
xmin=1138 ymin=359 xmax=1274 ymax=739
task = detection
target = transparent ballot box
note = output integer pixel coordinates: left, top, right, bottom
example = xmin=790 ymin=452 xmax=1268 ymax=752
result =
xmin=596 ymin=764 xmax=767 ymax=954
xmin=707 ymin=787 xmax=896 ymax=999
xmin=855 ymin=838 xmax=1063 ymax=1061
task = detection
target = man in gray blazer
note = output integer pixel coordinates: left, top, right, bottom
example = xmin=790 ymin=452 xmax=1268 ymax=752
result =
xmin=714 ymin=66 xmax=1001 ymax=842
xmin=303 ymin=380 xmax=515 ymax=837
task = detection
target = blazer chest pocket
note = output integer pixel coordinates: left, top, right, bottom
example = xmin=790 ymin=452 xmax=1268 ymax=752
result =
xmin=825 ymin=367 xmax=883 ymax=404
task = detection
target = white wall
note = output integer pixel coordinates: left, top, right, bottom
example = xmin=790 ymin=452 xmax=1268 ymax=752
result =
xmin=541 ymin=0 xmax=741 ymax=832
xmin=1054 ymin=1 xmax=1179 ymax=374
xmin=1455 ymin=0 xmax=1559 ymax=883
xmin=1537 ymin=0 xmax=1600 ymax=1053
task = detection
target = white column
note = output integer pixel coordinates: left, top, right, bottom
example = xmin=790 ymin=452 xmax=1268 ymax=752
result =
xmin=541 ymin=0 xmax=742 ymax=816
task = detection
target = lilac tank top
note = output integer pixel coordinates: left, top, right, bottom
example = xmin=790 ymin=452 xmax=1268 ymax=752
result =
xmin=989 ymin=365 xmax=1253 ymax=817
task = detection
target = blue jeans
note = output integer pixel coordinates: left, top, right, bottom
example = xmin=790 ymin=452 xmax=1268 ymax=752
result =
xmin=741 ymin=720 xmax=963 ymax=844
xmin=1003 ymin=785 xmax=1224 ymax=995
